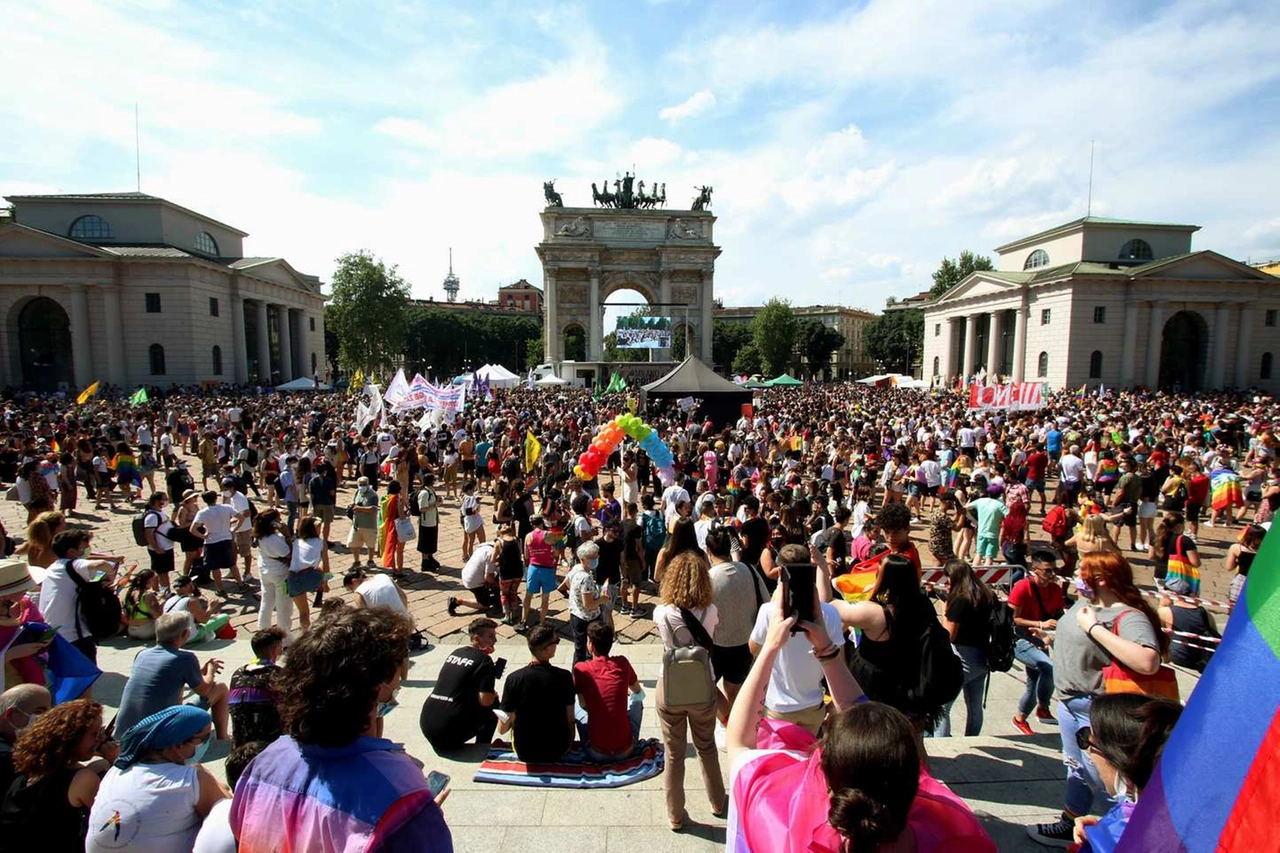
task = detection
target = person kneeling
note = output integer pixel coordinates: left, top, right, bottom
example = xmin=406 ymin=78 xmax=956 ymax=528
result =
xmin=574 ymin=621 xmax=644 ymax=761
xmin=420 ymin=618 xmax=501 ymax=753
xmin=498 ymin=625 xmax=575 ymax=763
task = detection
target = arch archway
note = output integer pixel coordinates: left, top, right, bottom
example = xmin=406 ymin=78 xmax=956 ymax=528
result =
xmin=1158 ymin=311 xmax=1208 ymax=391
xmin=563 ymin=323 xmax=587 ymax=361
xmin=601 ymin=287 xmax=654 ymax=363
xmin=17 ymin=297 xmax=73 ymax=391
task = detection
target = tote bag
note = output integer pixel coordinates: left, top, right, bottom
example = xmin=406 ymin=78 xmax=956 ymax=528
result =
xmin=1101 ymin=611 xmax=1180 ymax=701
xmin=1164 ymin=536 xmax=1200 ymax=596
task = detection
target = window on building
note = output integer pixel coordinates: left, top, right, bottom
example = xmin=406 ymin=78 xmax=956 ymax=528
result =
xmin=1089 ymin=350 xmax=1103 ymax=378
xmin=1266 ymin=309 xmax=1277 ymax=327
xmin=68 ymin=215 xmax=113 ymax=240
xmin=934 ymin=323 xmax=941 ymax=337
xmin=932 ymin=356 xmax=940 ymax=376
xmin=1119 ymin=239 xmax=1153 ymax=261
xmin=145 ymin=293 xmax=161 ymax=313
xmin=1037 ymin=351 xmax=1049 ymax=378
xmin=212 ymin=345 xmax=223 ymax=375
xmin=209 ymin=297 xmax=219 ymax=317
xmin=149 ymin=344 xmax=166 ymax=376
xmin=1041 ymin=308 xmax=1051 ymax=325
xmin=309 ymin=317 xmax=316 ymax=332
xmin=1024 ymin=249 xmax=1050 ymax=270
xmin=195 ymin=231 xmax=219 ymax=255
xmin=1264 ymin=352 xmax=1274 ymax=381
xmin=1093 ymin=306 xmax=1106 ymax=324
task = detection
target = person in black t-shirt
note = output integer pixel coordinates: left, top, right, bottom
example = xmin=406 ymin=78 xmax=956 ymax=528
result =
xmin=737 ymin=496 xmax=770 ymax=569
xmin=498 ymin=625 xmax=575 ymax=763
xmin=595 ymin=522 xmax=624 ymax=624
xmin=420 ymin=618 xmax=501 ymax=752
xmin=937 ymin=559 xmax=996 ymax=738
xmin=619 ymin=503 xmax=645 ymax=615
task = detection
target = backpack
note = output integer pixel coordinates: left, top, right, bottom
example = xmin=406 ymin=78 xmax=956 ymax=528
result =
xmin=64 ymin=559 xmax=124 ymax=640
xmin=642 ymin=510 xmax=666 ymax=552
xmin=985 ymin=600 xmax=1017 ymax=672
xmin=661 ymin=607 xmax=716 ymax=707
xmin=565 ymin=514 xmax=585 ymax=554
xmin=132 ymin=508 xmax=161 ymax=548
xmin=1042 ymin=505 xmax=1069 ymax=538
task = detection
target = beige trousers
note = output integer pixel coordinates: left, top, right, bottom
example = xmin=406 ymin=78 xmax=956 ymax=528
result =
xmin=655 ymin=680 xmax=726 ymax=824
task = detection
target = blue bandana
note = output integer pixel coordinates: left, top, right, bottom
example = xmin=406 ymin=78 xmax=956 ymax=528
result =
xmin=115 ymin=705 xmax=210 ymax=769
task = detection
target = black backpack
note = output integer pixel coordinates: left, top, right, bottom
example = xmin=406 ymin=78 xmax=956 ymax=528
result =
xmin=985 ymin=600 xmax=1017 ymax=673
xmin=64 ymin=560 xmax=124 ymax=640
xmin=132 ymin=508 xmax=161 ymax=548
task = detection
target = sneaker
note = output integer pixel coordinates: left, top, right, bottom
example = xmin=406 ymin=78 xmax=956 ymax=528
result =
xmin=1011 ymin=715 xmax=1034 ymax=736
xmin=619 ymin=603 xmax=632 ymax=615
xmin=513 ymin=622 xmax=530 ymax=635
xmin=1035 ymin=706 xmax=1056 ymax=723
xmin=447 ymin=597 xmax=458 ymax=617
xmin=1027 ymin=813 xmax=1075 ymax=848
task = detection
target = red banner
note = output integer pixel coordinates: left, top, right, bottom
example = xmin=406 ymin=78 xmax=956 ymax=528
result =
xmin=967 ymin=382 xmax=1045 ymax=412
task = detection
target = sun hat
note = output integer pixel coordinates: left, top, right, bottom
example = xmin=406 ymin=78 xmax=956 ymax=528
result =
xmin=0 ymin=559 xmax=37 ymax=597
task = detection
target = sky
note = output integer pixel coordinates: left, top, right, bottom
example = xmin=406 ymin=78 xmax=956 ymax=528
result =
xmin=3 ymin=0 xmax=1280 ymax=319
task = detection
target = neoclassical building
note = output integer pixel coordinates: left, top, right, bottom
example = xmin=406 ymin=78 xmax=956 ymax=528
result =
xmin=0 ymin=192 xmax=325 ymax=391
xmin=922 ymin=216 xmax=1279 ymax=392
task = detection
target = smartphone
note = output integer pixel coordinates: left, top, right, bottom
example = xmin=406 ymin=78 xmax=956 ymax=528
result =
xmin=426 ymin=770 xmax=450 ymax=799
xmin=493 ymin=657 xmax=508 ymax=679
xmin=781 ymin=563 xmax=817 ymax=628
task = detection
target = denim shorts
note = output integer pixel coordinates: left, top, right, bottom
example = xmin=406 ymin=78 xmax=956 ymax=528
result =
xmin=526 ymin=565 xmax=557 ymax=595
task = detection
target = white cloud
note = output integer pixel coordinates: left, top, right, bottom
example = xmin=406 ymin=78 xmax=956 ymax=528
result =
xmin=658 ymin=90 xmax=715 ymax=123
xmin=626 ymin=137 xmax=684 ymax=168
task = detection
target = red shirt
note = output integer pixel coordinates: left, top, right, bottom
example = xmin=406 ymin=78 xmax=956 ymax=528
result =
xmin=573 ymin=656 xmax=637 ymax=755
xmin=1008 ymin=578 xmax=1064 ymax=621
xmin=1188 ymin=474 xmax=1211 ymax=503
xmin=1025 ymin=451 xmax=1048 ymax=480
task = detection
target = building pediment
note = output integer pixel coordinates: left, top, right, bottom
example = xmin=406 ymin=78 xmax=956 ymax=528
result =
xmin=1128 ymin=250 xmax=1273 ymax=282
xmin=934 ymin=273 xmax=1029 ymax=304
xmin=233 ymin=258 xmax=321 ymax=295
xmin=0 ymin=222 xmax=113 ymax=259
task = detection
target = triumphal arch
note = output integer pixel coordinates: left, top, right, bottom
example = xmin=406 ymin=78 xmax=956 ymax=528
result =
xmin=535 ymin=176 xmax=720 ymax=367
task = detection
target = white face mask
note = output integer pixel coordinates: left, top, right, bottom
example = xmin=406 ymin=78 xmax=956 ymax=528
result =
xmin=1113 ymin=773 xmax=1134 ymax=802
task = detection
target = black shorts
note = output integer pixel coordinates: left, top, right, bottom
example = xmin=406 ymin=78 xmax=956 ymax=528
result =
xmin=461 ymin=459 xmax=476 ymax=474
xmin=1186 ymin=502 xmax=1203 ymax=523
xmin=711 ymin=643 xmax=753 ymax=686
xmin=149 ymin=548 xmax=175 ymax=575
xmin=204 ymin=539 xmax=234 ymax=570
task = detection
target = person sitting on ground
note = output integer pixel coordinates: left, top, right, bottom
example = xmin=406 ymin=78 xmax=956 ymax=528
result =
xmin=86 ymin=705 xmax=228 ymax=853
xmin=122 ymin=568 xmax=163 ymax=640
xmin=498 ymin=624 xmax=576 ymax=763
xmin=0 ymin=684 xmax=52 ymax=799
xmin=420 ymin=618 xmax=500 ymax=753
xmin=192 ymin=739 xmax=270 ymax=853
xmin=0 ymin=698 xmax=118 ymax=850
xmin=231 ymin=607 xmax=452 ymax=850
xmin=573 ymin=621 xmax=644 ymax=761
xmin=448 ymin=540 xmax=501 ymax=618
xmin=114 ymin=611 xmax=231 ymax=741
xmin=161 ymin=574 xmax=231 ymax=644
xmin=1069 ymin=694 xmax=1183 ymax=851
xmin=228 ymin=627 xmax=286 ymax=746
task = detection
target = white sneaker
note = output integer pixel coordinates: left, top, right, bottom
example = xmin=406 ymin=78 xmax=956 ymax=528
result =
xmin=714 ymin=719 xmax=727 ymax=752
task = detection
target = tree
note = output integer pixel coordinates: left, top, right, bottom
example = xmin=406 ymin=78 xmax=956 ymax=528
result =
xmin=603 ymin=331 xmax=646 ymax=363
xmin=672 ymin=325 xmax=687 ymax=360
xmin=404 ymin=308 xmax=542 ymax=378
xmin=796 ymin=319 xmax=845 ymax=381
xmin=327 ymin=251 xmax=410 ymax=378
xmin=863 ymin=309 xmax=924 ymax=375
xmin=323 ymin=306 xmax=341 ymax=379
xmin=713 ymin=320 xmax=753 ymax=373
xmin=751 ymin=298 xmax=798 ymax=377
xmin=929 ymin=250 xmax=994 ymax=298
xmin=524 ymin=337 xmax=544 ymax=370
xmin=565 ymin=326 xmax=586 ymax=361
xmin=732 ymin=342 xmax=763 ymax=376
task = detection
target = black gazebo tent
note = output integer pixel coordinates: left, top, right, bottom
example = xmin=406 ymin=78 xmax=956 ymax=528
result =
xmin=639 ymin=356 xmax=752 ymax=428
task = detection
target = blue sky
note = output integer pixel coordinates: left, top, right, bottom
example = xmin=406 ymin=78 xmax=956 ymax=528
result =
xmin=3 ymin=0 xmax=1280 ymax=316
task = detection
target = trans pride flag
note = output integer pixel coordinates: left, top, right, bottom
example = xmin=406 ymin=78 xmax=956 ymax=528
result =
xmin=1116 ymin=527 xmax=1280 ymax=851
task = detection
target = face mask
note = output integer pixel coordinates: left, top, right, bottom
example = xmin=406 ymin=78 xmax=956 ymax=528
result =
xmin=186 ymin=736 xmax=211 ymax=766
xmin=1113 ymin=773 xmax=1133 ymax=802
xmin=587 ymin=558 xmax=599 ymax=570
xmin=1073 ymin=577 xmax=1094 ymax=599
xmin=377 ymin=685 xmax=401 ymax=718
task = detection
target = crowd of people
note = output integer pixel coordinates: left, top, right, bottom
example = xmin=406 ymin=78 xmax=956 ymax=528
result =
xmin=0 ymin=377 xmax=1271 ymax=850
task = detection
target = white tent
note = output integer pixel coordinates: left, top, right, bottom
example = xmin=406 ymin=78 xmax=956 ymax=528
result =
xmin=535 ymin=374 xmax=568 ymax=386
xmin=276 ymin=377 xmax=330 ymax=391
xmin=476 ymin=363 xmax=521 ymax=388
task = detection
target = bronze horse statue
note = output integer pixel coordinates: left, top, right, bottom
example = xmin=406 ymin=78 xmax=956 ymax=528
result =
xmin=691 ymin=185 xmax=712 ymax=211
xmin=543 ymin=180 xmax=564 ymax=208
xmin=592 ymin=181 xmax=616 ymax=207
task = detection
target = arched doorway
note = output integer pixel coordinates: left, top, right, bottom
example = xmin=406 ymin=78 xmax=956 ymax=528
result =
xmin=18 ymin=297 xmax=73 ymax=392
xmin=602 ymin=287 xmax=655 ymax=363
xmin=1158 ymin=310 xmax=1208 ymax=391
xmin=563 ymin=323 xmax=587 ymax=361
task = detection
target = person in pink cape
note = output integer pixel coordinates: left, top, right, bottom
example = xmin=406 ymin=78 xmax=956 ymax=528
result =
xmin=724 ymin=594 xmax=995 ymax=853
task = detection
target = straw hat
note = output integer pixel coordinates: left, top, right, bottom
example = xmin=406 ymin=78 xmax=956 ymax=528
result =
xmin=0 ymin=559 xmax=37 ymax=597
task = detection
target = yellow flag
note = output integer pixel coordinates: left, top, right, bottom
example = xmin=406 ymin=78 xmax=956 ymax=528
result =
xmin=525 ymin=429 xmax=542 ymax=472
xmin=349 ymin=368 xmax=364 ymax=394
xmin=76 ymin=381 xmax=99 ymax=405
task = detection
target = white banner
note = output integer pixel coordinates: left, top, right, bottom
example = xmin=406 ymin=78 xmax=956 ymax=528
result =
xmin=967 ymin=382 xmax=1046 ymax=412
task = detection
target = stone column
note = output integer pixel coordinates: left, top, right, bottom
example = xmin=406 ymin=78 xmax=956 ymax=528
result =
xmin=1209 ymin=302 xmax=1231 ymax=388
xmin=986 ymin=310 xmax=1002 ymax=379
xmin=67 ymin=285 xmax=91 ymax=388
xmin=1012 ymin=303 xmax=1029 ymax=383
xmin=544 ymin=270 xmax=558 ymax=363
xmin=588 ymin=270 xmax=602 ymax=361
xmin=101 ymin=284 xmax=126 ymax=386
xmin=1119 ymin=299 xmax=1138 ymax=387
xmin=1144 ymin=301 xmax=1165 ymax=389
xmin=230 ymin=281 xmax=248 ymax=384
xmin=700 ymin=270 xmax=714 ymax=363
xmin=1235 ymin=304 xmax=1254 ymax=388
xmin=961 ymin=314 xmax=977 ymax=380
xmin=659 ymin=270 xmax=672 ymax=361
xmin=277 ymin=304 xmax=293 ymax=382
xmin=941 ymin=318 xmax=957 ymax=381
xmin=254 ymin=300 xmax=271 ymax=383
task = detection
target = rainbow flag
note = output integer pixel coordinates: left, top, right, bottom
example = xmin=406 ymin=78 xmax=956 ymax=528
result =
xmin=1117 ymin=528 xmax=1280 ymax=851
xmin=1095 ymin=458 xmax=1119 ymax=483
xmin=946 ymin=457 xmax=964 ymax=488
xmin=1211 ymin=468 xmax=1244 ymax=512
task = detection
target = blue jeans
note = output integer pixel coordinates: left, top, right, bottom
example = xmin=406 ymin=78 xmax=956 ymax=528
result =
xmin=574 ymin=692 xmax=644 ymax=760
xmin=937 ymin=644 xmax=988 ymax=737
xmin=1058 ymin=694 xmax=1104 ymax=816
xmin=1014 ymin=638 xmax=1055 ymax=717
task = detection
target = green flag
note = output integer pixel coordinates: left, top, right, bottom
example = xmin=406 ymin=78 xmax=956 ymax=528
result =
xmin=607 ymin=372 xmax=626 ymax=393
xmin=129 ymin=387 xmax=148 ymax=406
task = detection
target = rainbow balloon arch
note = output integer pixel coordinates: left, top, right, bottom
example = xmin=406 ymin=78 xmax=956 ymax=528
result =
xmin=574 ymin=413 xmax=676 ymax=486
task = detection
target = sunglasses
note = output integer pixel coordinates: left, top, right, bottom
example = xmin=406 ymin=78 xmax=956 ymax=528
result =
xmin=1075 ymin=726 xmax=1103 ymax=757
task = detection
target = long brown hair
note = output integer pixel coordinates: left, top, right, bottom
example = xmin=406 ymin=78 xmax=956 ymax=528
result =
xmin=1079 ymin=552 xmax=1169 ymax=656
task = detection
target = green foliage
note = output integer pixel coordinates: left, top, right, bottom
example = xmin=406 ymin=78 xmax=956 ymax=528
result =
xmin=732 ymin=341 xmax=763 ymax=375
xmin=603 ymin=331 xmax=647 ymax=363
xmin=929 ymin=250 xmax=994 ymax=298
xmin=672 ymin=325 xmax=687 ymax=360
xmin=863 ymin=309 xmax=924 ymax=374
xmin=323 ymin=307 xmax=340 ymax=378
xmin=524 ymin=337 xmax=544 ymax=370
xmin=796 ymin=319 xmax=845 ymax=380
xmin=327 ymin=251 xmax=410 ymax=377
xmin=564 ymin=326 xmax=586 ymax=361
xmin=404 ymin=308 xmax=541 ymax=378
xmin=712 ymin=321 xmax=753 ymax=373
xmin=751 ymin=298 xmax=798 ymax=377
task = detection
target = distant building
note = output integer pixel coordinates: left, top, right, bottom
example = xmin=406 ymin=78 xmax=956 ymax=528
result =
xmin=716 ymin=304 xmax=877 ymax=379
xmin=0 ymin=191 xmax=325 ymax=391
xmin=498 ymin=279 xmax=544 ymax=314
xmin=921 ymin=215 xmax=1279 ymax=392
xmin=884 ymin=291 xmax=932 ymax=312
xmin=442 ymin=248 xmax=460 ymax=303
xmin=408 ymin=295 xmax=541 ymax=322
xmin=1255 ymin=260 xmax=1280 ymax=277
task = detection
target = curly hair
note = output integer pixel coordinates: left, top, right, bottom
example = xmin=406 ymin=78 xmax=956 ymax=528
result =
xmin=13 ymin=697 xmax=102 ymax=779
xmin=275 ymin=607 xmax=411 ymax=746
xmin=659 ymin=550 xmax=712 ymax=610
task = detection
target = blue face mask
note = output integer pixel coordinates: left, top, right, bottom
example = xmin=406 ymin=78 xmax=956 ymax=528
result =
xmin=587 ymin=558 xmax=599 ymax=570
xmin=1072 ymin=577 xmax=1094 ymax=599
xmin=186 ymin=736 xmax=211 ymax=766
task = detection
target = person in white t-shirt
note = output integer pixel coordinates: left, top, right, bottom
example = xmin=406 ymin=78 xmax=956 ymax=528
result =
xmin=38 ymin=529 xmax=120 ymax=662
xmin=661 ymin=482 xmax=691 ymax=523
xmin=221 ymin=478 xmax=255 ymax=582
xmin=192 ymin=738 xmax=265 ymax=853
xmin=343 ymin=568 xmax=411 ymax=616
xmin=193 ymin=490 xmax=247 ymax=593
xmin=448 ymin=541 xmax=499 ymax=617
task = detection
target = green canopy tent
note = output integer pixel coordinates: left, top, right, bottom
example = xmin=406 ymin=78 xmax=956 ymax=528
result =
xmin=742 ymin=380 xmax=768 ymax=389
xmin=764 ymin=374 xmax=802 ymax=387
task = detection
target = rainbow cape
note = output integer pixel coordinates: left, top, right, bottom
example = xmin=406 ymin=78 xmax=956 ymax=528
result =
xmin=1210 ymin=468 xmax=1244 ymax=512
xmin=1117 ymin=528 xmax=1280 ymax=851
